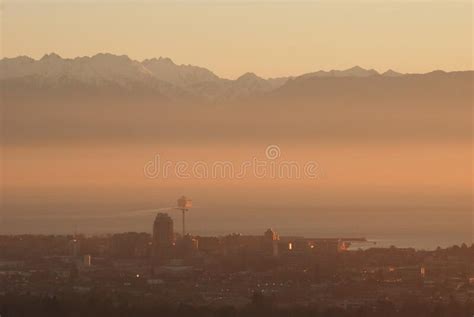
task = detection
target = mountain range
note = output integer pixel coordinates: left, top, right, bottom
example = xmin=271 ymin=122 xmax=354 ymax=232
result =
xmin=1 ymin=53 xmax=472 ymax=147
xmin=1 ymin=53 xmax=407 ymax=101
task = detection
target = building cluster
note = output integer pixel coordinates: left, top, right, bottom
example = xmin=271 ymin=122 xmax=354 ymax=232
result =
xmin=0 ymin=213 xmax=472 ymax=312
xmin=150 ymin=212 xmax=350 ymax=270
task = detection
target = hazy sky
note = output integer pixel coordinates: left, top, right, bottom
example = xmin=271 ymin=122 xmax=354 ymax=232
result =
xmin=1 ymin=0 xmax=473 ymax=78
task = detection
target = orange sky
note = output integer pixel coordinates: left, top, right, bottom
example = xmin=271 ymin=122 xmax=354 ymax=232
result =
xmin=4 ymin=142 xmax=471 ymax=196
xmin=1 ymin=0 xmax=472 ymax=78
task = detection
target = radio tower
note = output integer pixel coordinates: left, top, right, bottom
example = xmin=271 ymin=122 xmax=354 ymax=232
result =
xmin=177 ymin=196 xmax=192 ymax=237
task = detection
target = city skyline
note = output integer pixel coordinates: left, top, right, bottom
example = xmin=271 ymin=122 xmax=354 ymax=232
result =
xmin=1 ymin=0 xmax=473 ymax=315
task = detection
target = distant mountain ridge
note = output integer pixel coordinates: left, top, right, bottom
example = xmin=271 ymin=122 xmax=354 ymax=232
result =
xmin=2 ymin=52 xmax=464 ymax=102
xmin=142 ymin=57 xmax=220 ymax=87
xmin=2 ymin=54 xmax=471 ymax=147
xmin=298 ymin=66 xmax=379 ymax=79
xmin=2 ymin=53 xmax=286 ymax=100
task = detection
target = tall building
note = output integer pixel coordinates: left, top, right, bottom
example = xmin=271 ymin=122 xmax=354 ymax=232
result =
xmin=177 ymin=234 xmax=199 ymax=258
xmin=263 ymin=228 xmax=279 ymax=257
xmin=264 ymin=228 xmax=279 ymax=241
xmin=152 ymin=213 xmax=174 ymax=264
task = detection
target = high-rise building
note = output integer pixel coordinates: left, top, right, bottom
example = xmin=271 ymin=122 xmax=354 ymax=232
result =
xmin=152 ymin=213 xmax=174 ymax=264
xmin=264 ymin=228 xmax=279 ymax=241
xmin=263 ymin=228 xmax=279 ymax=257
xmin=177 ymin=234 xmax=199 ymax=258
